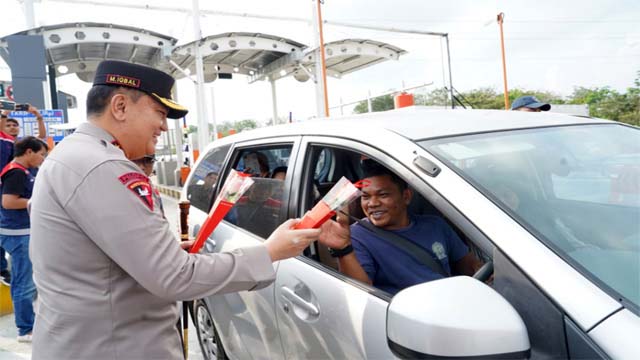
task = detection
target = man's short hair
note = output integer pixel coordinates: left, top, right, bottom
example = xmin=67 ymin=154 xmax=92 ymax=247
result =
xmin=5 ymin=118 xmax=19 ymax=126
xmin=86 ymin=85 xmax=144 ymax=117
xmin=360 ymin=159 xmax=407 ymax=191
xmin=14 ymin=136 xmax=48 ymax=157
xmin=271 ymin=166 xmax=288 ymax=179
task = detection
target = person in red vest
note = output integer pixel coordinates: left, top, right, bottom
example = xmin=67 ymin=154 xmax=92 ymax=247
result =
xmin=0 ymin=136 xmax=48 ymax=343
xmin=0 ymin=106 xmax=46 ymax=286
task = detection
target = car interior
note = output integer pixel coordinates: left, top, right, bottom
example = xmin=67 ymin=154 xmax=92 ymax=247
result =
xmin=300 ymin=145 xmax=493 ymax=295
xmin=221 ymin=145 xmax=293 ymax=239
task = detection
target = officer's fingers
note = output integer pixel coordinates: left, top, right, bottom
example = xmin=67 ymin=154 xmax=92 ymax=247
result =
xmin=180 ymin=240 xmax=195 ymax=251
xmin=291 ymin=227 xmax=321 ymax=243
xmin=279 ymin=218 xmax=300 ymax=230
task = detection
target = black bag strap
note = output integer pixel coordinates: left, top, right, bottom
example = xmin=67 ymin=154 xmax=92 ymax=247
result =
xmin=340 ymin=211 xmax=448 ymax=278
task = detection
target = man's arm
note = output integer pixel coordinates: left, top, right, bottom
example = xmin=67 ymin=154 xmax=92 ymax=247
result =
xmin=2 ymin=194 xmax=28 ymax=209
xmin=319 ymin=212 xmax=372 ymax=285
xmin=453 ymin=252 xmax=483 ymax=276
xmin=28 ymin=105 xmax=46 ymax=139
xmin=1 ymin=170 xmax=28 ymax=209
xmin=0 ymin=110 xmax=8 ymax=133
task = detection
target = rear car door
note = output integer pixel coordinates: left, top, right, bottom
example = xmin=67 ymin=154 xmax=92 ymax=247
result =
xmin=186 ymin=136 xmax=299 ymax=359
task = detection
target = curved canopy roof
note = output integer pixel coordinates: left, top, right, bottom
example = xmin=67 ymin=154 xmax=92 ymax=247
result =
xmin=0 ymin=23 xmax=406 ymax=84
xmin=249 ymin=38 xmax=407 ymax=83
xmin=161 ymin=32 xmax=307 ymax=82
xmin=0 ymin=22 xmax=177 ymax=82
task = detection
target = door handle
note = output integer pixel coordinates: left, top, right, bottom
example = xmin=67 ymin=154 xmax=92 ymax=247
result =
xmin=192 ymin=224 xmax=217 ymax=252
xmin=280 ymin=287 xmax=319 ymax=316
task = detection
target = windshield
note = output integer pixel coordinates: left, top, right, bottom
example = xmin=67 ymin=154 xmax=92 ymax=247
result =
xmin=421 ymin=124 xmax=640 ymax=309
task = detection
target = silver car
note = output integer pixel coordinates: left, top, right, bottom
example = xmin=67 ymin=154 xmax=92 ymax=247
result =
xmin=182 ymin=108 xmax=639 ymax=359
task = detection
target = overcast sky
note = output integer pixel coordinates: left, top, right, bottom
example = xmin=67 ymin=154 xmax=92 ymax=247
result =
xmin=1 ymin=0 xmax=638 ymax=126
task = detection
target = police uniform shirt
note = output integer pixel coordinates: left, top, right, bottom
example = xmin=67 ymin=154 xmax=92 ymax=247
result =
xmin=29 ymin=122 xmax=276 ymax=359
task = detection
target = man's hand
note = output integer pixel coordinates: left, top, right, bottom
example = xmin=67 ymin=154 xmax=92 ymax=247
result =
xmin=28 ymin=105 xmax=42 ymax=119
xmin=318 ymin=210 xmax=351 ymax=250
xmin=264 ymin=218 xmax=321 ymax=262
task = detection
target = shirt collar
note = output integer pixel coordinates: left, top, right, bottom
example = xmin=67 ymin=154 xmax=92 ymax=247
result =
xmin=75 ymin=122 xmax=122 ymax=151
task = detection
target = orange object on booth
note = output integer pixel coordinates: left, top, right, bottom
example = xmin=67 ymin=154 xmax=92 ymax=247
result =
xmin=180 ymin=166 xmax=191 ymax=186
xmin=394 ymin=92 xmax=414 ymax=109
xmin=192 ymin=149 xmax=200 ymax=162
xmin=46 ymin=137 xmax=55 ymax=152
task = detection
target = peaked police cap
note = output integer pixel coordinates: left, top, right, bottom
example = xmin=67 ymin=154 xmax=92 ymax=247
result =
xmin=93 ymin=60 xmax=188 ymax=119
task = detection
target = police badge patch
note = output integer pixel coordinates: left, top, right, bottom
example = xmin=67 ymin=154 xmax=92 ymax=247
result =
xmin=119 ymin=172 xmax=154 ymax=211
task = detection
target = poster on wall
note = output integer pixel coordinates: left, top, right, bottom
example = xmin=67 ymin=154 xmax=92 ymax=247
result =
xmin=8 ymin=109 xmax=66 ymax=142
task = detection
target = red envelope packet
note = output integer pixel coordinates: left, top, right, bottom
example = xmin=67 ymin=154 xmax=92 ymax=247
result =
xmin=294 ymin=200 xmax=336 ymax=229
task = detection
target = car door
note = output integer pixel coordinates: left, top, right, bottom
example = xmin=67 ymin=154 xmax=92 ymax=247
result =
xmin=273 ymin=131 xmax=582 ymax=359
xmin=187 ymin=136 xmax=300 ymax=360
xmin=275 ymin=137 xmax=420 ymax=359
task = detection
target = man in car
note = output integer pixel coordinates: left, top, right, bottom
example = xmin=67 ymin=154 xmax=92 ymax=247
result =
xmin=29 ymin=60 xmax=321 ymax=359
xmin=319 ymin=161 xmax=481 ymax=294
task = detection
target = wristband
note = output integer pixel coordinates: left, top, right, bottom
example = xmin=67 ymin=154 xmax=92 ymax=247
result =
xmin=328 ymin=244 xmax=354 ymax=258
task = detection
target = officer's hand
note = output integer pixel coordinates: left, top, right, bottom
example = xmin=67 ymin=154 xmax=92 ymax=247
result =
xmin=264 ymin=218 xmax=321 ymax=262
xmin=180 ymin=239 xmax=195 ymax=252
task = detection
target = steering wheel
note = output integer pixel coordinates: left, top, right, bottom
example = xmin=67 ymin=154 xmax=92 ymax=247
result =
xmin=473 ymin=260 xmax=494 ymax=282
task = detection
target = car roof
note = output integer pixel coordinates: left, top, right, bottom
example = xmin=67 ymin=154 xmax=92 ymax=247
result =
xmin=212 ymin=107 xmax=615 ymax=147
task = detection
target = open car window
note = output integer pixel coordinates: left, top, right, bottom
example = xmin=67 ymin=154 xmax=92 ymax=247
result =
xmin=300 ymin=143 xmax=492 ymax=295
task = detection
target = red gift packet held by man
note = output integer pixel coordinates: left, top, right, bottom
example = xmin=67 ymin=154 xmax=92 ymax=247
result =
xmin=190 ymin=170 xmax=254 ymax=254
xmin=294 ymin=177 xmax=361 ymax=229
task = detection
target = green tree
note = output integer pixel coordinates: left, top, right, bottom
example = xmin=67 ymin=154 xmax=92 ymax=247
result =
xmin=568 ymin=82 xmax=639 ymax=125
xmin=187 ymin=119 xmax=259 ymax=138
xmin=417 ymin=88 xmax=449 ymax=107
xmin=353 ymin=94 xmax=395 ymax=114
xmin=215 ymin=119 xmax=258 ymax=137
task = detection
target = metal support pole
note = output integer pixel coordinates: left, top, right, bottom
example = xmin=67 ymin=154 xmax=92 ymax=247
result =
xmin=444 ymin=34 xmax=454 ymax=109
xmin=170 ymin=91 xmax=185 ymax=184
xmin=192 ymin=0 xmax=209 ymax=152
xmin=497 ymin=13 xmax=510 ymax=110
xmin=48 ymin=65 xmax=58 ymax=109
xmin=209 ymin=86 xmax=217 ymax=139
xmin=270 ymin=80 xmax=278 ymax=126
xmin=311 ymin=0 xmax=330 ymax=118
xmin=174 ymin=119 xmax=184 ymax=165
xmin=22 ymin=0 xmax=36 ymax=28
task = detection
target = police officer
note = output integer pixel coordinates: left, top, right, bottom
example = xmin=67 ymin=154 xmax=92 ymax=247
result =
xmin=29 ymin=60 xmax=320 ymax=359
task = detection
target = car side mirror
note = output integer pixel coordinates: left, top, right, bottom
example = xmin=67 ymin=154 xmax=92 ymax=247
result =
xmin=387 ymin=276 xmax=530 ymax=359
